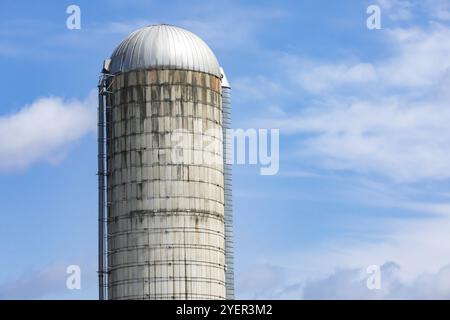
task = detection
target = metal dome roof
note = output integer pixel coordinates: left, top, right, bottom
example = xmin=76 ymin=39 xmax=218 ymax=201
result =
xmin=109 ymin=24 xmax=221 ymax=77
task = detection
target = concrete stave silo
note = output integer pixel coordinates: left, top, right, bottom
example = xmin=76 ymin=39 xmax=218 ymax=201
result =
xmin=98 ymin=24 xmax=233 ymax=300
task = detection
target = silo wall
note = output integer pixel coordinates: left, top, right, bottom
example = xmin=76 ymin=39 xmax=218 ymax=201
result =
xmin=106 ymin=69 xmax=225 ymax=300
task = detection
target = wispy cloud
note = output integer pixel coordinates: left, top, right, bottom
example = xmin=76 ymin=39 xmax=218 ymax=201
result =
xmin=0 ymin=91 xmax=96 ymax=172
xmin=0 ymin=1 xmax=284 ymax=61
xmin=427 ymin=0 xmax=450 ymax=20
xmin=282 ymin=23 xmax=450 ymax=92
xmin=377 ymin=0 xmax=450 ymax=22
xmin=234 ymin=9 xmax=450 ymax=299
xmin=295 ymin=62 xmax=377 ymax=94
xmin=377 ymin=0 xmax=415 ymax=21
xmin=254 ymin=23 xmax=450 ymax=183
xmin=179 ymin=5 xmax=286 ymax=52
xmin=0 ymin=261 xmax=96 ymax=299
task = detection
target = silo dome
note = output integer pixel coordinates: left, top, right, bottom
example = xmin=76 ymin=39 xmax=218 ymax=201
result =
xmin=109 ymin=24 xmax=221 ymax=77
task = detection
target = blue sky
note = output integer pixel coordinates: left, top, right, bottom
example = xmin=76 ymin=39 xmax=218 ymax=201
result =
xmin=1 ymin=0 xmax=450 ymax=299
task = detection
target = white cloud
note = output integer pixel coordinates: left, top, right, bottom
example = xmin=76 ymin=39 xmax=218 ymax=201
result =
xmin=326 ymin=216 xmax=450 ymax=279
xmin=424 ymin=0 xmax=450 ymax=20
xmin=288 ymin=23 xmax=450 ymax=93
xmin=298 ymin=262 xmax=450 ymax=299
xmin=0 ymin=260 xmax=97 ymax=299
xmin=0 ymin=91 xmax=96 ymax=171
xmin=235 ymin=18 xmax=450 ymax=299
xmin=238 ymin=208 xmax=450 ymax=299
xmin=267 ymin=94 xmax=450 ymax=182
xmin=377 ymin=0 xmax=415 ymax=21
xmin=255 ymin=23 xmax=450 ymax=183
xmin=238 ymin=209 xmax=450 ymax=299
xmin=240 ymin=261 xmax=450 ymax=299
xmin=381 ymin=24 xmax=450 ymax=88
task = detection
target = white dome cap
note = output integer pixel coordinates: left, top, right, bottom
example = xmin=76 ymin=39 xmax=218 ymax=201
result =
xmin=109 ymin=24 xmax=221 ymax=77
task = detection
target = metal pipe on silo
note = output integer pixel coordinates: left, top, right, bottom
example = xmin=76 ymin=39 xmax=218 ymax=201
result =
xmin=97 ymin=76 xmax=106 ymax=301
xmin=98 ymin=61 xmax=113 ymax=300
xmin=220 ymin=68 xmax=234 ymax=300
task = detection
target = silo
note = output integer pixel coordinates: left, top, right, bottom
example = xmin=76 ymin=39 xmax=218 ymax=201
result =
xmin=98 ymin=24 xmax=232 ymax=300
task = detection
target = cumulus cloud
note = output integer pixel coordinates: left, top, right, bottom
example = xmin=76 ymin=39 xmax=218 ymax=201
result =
xmin=237 ymin=204 xmax=450 ymax=299
xmin=240 ymin=207 xmax=450 ymax=300
xmin=238 ymin=261 xmax=450 ymax=299
xmin=301 ymin=262 xmax=450 ymax=299
xmin=300 ymin=262 xmax=399 ymax=299
xmin=0 ymin=91 xmax=96 ymax=171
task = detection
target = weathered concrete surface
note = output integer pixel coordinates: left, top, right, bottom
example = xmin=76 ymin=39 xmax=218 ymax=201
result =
xmin=106 ymin=69 xmax=225 ymax=300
